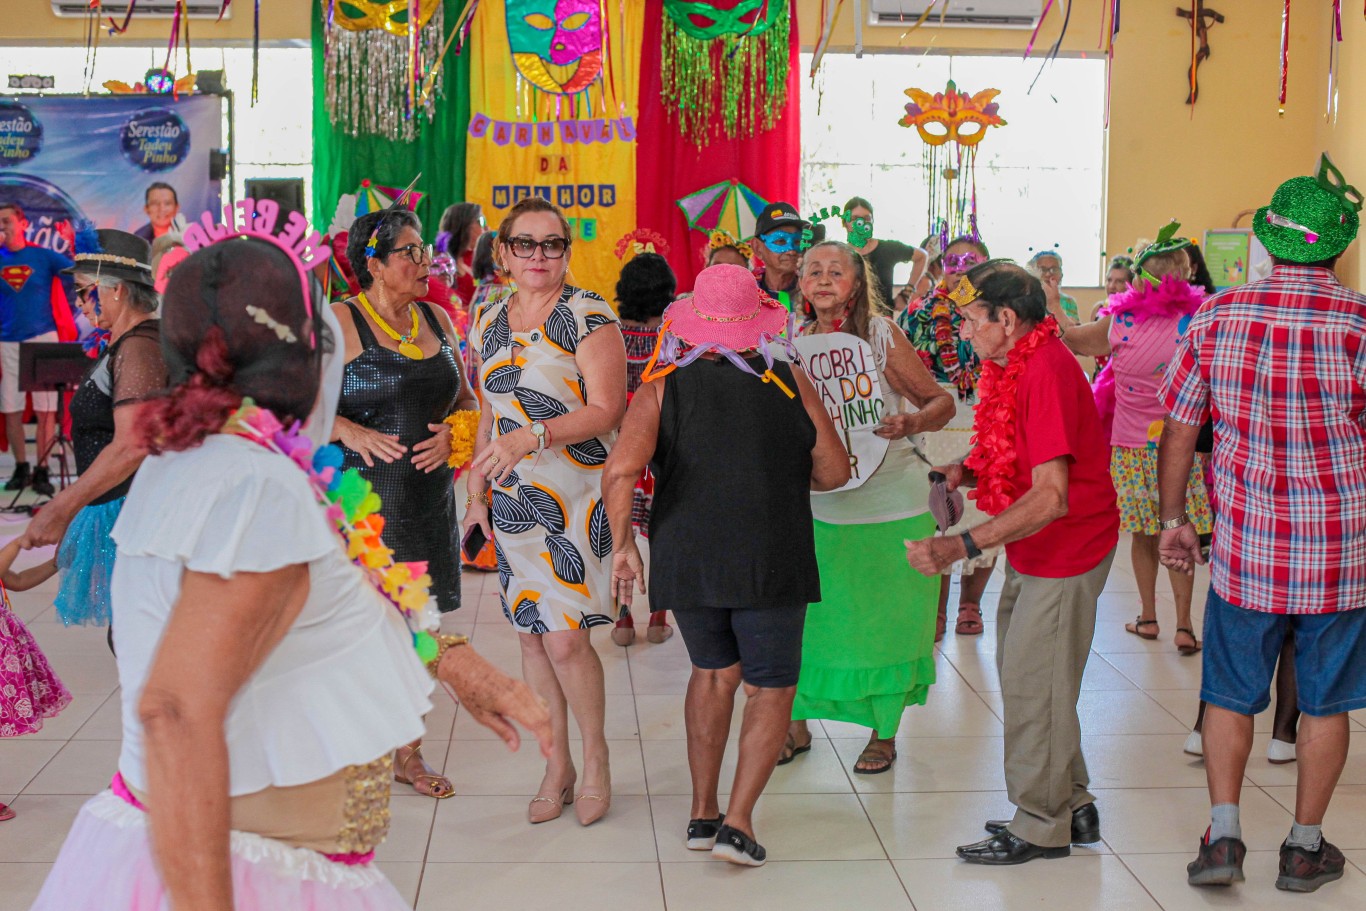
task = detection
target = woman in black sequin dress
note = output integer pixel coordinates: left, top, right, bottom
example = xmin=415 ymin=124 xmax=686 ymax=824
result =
xmin=332 ymin=208 xmax=476 ymax=800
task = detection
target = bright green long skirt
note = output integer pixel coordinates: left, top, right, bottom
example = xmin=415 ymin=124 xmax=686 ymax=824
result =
xmin=792 ymin=513 xmax=938 ymax=736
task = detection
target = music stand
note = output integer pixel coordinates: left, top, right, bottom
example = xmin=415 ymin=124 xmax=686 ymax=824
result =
xmin=6 ymin=342 xmax=89 ymax=512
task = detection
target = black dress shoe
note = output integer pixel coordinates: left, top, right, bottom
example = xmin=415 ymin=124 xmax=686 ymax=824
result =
xmin=957 ymin=830 xmax=1070 ymax=865
xmin=31 ymin=466 xmax=54 ymax=497
xmin=4 ymin=462 xmax=30 ymax=491
xmin=985 ymin=802 xmax=1101 ymax=845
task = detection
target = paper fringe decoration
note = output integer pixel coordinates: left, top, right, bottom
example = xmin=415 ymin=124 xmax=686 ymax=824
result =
xmin=660 ymin=1 xmax=791 ymax=147
xmin=322 ymin=0 xmax=446 ymax=140
xmin=443 ymin=409 xmax=481 ymax=470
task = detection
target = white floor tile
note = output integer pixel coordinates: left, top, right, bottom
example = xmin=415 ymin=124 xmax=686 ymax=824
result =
xmin=661 ymin=859 xmax=913 ymax=911
xmin=425 ymin=795 xmax=658 ymax=863
xmin=649 ymin=792 xmax=886 ymax=862
xmin=0 ymin=863 xmax=52 ymax=911
xmin=418 ymin=861 xmax=664 ymax=911
xmin=894 ymin=855 xmax=1160 ymax=911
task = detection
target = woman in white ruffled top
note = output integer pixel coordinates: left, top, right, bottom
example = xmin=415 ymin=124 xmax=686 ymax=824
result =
xmin=32 ymin=238 xmax=551 ymax=911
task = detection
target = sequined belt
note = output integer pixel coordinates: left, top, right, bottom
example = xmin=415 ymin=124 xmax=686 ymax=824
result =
xmin=110 ymin=773 xmax=376 ymax=866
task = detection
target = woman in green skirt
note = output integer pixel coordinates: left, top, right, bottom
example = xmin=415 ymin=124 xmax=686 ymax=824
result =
xmin=787 ymin=242 xmax=955 ymax=774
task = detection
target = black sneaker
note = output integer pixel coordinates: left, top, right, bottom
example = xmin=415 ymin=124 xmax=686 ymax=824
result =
xmin=31 ymin=466 xmax=53 ymax=497
xmin=4 ymin=462 xmax=30 ymax=491
xmin=1187 ymin=829 xmax=1246 ymax=886
xmin=1277 ymin=838 xmax=1345 ymax=893
xmin=686 ymin=814 xmax=725 ymax=851
xmin=711 ymin=823 xmax=766 ymax=867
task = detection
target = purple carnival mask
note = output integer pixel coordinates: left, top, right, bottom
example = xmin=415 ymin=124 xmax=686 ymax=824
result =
xmin=506 ymin=0 xmax=604 ymax=95
xmin=942 ymin=251 xmax=985 ymax=273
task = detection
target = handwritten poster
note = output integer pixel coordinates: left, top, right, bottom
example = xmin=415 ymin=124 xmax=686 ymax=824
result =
xmin=795 ymin=332 xmax=889 ymax=492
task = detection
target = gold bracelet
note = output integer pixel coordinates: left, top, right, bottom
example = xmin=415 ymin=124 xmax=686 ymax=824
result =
xmin=425 ymin=634 xmax=470 ymax=679
xmin=465 ymin=490 xmax=491 ymax=507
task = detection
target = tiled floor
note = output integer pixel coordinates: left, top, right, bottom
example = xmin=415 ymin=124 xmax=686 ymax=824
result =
xmin=2 ymin=529 xmax=1365 ymax=910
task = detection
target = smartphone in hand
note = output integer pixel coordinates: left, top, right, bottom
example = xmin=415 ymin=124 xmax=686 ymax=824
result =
xmin=462 ymin=524 xmax=488 ymax=562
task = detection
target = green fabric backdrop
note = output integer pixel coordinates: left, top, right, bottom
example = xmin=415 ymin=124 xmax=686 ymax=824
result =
xmin=311 ymin=3 xmax=471 ymax=231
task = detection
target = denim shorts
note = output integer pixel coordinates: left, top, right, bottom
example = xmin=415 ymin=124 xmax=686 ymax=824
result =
xmin=1201 ymin=587 xmax=1366 ymax=717
xmin=672 ymin=604 xmax=807 ymax=688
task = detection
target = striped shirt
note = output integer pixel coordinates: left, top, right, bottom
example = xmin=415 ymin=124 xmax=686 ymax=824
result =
xmin=1161 ymin=265 xmax=1366 ymax=614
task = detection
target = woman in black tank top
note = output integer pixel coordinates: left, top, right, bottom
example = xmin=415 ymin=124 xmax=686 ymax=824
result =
xmin=602 ymin=264 xmax=849 ymax=866
xmin=333 ymin=209 xmax=477 ymax=801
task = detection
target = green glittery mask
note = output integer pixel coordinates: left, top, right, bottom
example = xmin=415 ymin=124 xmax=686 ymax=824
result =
xmin=663 ymin=0 xmax=783 ymax=40
xmin=845 ymin=216 xmax=873 ymax=247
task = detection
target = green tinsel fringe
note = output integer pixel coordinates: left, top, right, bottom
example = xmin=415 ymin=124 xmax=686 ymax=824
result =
xmin=660 ymin=12 xmax=790 ymax=148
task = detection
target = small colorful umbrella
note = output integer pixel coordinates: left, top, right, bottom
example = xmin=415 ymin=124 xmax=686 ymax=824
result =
xmin=676 ymin=179 xmax=769 ymax=240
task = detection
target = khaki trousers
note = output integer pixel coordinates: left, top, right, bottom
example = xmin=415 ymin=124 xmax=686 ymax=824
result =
xmin=996 ymin=549 xmax=1115 ymax=848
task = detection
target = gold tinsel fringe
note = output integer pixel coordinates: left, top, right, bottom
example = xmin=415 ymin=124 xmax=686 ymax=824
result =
xmin=660 ymin=13 xmax=790 ymax=149
xmin=324 ymin=6 xmax=445 ymax=141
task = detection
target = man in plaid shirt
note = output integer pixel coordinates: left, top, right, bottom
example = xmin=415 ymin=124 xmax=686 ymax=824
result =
xmin=1157 ymin=156 xmax=1366 ymax=894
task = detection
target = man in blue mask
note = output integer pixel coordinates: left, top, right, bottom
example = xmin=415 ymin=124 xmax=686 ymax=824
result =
xmin=750 ymin=202 xmax=810 ymax=313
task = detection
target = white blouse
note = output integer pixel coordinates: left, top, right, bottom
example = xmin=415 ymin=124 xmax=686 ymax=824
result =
xmin=111 ymin=434 xmax=434 ymax=797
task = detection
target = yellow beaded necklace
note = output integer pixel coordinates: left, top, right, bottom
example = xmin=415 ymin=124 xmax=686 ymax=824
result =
xmin=357 ymin=291 xmax=423 ymax=359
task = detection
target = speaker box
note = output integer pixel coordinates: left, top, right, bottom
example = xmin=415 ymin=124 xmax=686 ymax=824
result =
xmin=209 ymin=149 xmax=228 ymax=181
xmin=196 ymin=70 xmax=226 ymax=95
xmin=244 ymin=178 xmax=306 ymax=223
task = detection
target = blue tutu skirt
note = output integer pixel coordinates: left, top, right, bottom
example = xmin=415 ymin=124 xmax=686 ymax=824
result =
xmin=54 ymin=498 xmax=124 ymax=627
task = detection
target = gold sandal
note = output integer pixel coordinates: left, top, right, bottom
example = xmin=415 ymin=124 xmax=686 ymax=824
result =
xmin=394 ymin=744 xmax=454 ymax=799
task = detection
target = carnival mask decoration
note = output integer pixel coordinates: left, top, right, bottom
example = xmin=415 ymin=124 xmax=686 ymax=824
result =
xmin=333 ymin=0 xmax=443 ymax=35
xmin=663 ymin=0 xmax=785 ymax=40
xmin=844 ymin=215 xmax=873 ymax=247
xmin=900 ymin=80 xmax=1006 ymax=148
xmin=506 ymin=0 xmax=604 ymax=95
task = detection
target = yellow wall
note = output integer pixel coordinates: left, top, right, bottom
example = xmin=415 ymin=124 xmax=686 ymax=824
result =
xmin=0 ymin=0 xmax=310 ymax=43
xmin=7 ymin=0 xmax=1360 ymax=291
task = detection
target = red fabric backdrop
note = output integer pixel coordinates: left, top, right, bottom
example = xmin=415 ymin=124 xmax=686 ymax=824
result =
xmin=635 ymin=0 xmax=802 ymax=292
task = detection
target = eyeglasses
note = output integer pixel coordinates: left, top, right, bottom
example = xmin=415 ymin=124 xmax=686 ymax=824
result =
xmin=506 ymin=236 xmax=570 ymax=259
xmin=1036 ymin=265 xmax=1063 ymax=277
xmin=392 ymin=243 xmax=434 ymax=265
xmin=759 ymin=230 xmax=801 ymax=253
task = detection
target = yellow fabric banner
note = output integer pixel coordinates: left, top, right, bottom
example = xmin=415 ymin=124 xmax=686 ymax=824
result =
xmin=466 ymin=0 xmax=642 ymax=299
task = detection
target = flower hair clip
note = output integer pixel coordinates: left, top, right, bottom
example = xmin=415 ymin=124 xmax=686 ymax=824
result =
xmin=246 ymin=305 xmax=299 ymax=343
xmin=708 ymin=229 xmax=753 ymax=261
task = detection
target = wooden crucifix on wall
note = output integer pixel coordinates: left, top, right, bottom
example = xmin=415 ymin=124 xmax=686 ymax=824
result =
xmin=1177 ymin=1 xmax=1226 ymax=105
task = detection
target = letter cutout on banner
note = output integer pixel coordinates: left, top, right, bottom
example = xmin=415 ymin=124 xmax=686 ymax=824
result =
xmin=793 ymin=332 xmax=890 ymax=491
xmin=466 ymin=0 xmax=642 ymax=298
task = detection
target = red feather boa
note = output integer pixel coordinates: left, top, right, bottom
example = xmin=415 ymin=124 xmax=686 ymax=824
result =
xmin=963 ymin=316 xmax=1060 ymax=515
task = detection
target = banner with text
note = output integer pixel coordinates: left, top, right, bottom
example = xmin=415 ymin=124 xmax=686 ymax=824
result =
xmin=465 ymin=0 xmax=643 ymax=299
xmin=795 ymin=332 xmax=889 ymax=492
xmin=0 ymin=94 xmax=222 ymax=254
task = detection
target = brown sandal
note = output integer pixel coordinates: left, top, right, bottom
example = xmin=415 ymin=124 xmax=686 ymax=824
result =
xmin=1175 ymin=628 xmax=1202 ymax=655
xmin=777 ymin=731 xmax=812 ymax=766
xmin=853 ymin=738 xmax=897 ymax=775
xmin=1125 ymin=617 xmax=1159 ymax=640
xmin=955 ymin=602 xmax=984 ymax=636
xmin=395 ymin=744 xmax=454 ymax=799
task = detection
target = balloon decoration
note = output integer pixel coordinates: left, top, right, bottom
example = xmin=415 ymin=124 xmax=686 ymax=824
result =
xmin=659 ymin=0 xmax=791 ymax=147
xmin=321 ymin=0 xmax=449 ymax=139
xmin=898 ymin=80 xmax=1005 ymax=242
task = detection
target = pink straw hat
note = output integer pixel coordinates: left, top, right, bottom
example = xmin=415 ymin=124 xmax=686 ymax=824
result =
xmin=663 ymin=263 xmax=788 ymax=352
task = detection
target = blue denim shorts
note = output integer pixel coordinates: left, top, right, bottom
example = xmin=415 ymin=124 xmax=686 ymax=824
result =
xmin=1201 ymin=587 xmax=1366 ymax=717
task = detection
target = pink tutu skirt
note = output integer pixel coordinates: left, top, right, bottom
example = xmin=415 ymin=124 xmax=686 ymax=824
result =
xmin=0 ymin=598 xmax=71 ymax=736
xmin=32 ymin=792 xmax=412 ymax=911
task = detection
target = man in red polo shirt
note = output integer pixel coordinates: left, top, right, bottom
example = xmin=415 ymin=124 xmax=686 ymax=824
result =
xmin=1159 ymin=155 xmax=1366 ymax=894
xmin=907 ymin=259 xmax=1118 ymax=865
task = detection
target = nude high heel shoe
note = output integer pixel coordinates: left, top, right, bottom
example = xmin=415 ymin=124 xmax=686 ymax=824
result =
xmin=528 ymin=775 xmax=576 ymax=824
xmin=575 ymin=766 xmax=611 ymax=826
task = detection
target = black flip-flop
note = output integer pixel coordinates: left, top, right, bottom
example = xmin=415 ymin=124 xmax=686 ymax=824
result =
xmin=776 ymin=736 xmax=812 ymax=766
xmin=853 ymin=744 xmax=897 ymax=775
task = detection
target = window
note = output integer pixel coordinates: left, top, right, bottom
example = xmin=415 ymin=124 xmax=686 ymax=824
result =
xmin=1 ymin=44 xmax=312 ymax=204
xmin=802 ymin=52 xmax=1107 ymax=286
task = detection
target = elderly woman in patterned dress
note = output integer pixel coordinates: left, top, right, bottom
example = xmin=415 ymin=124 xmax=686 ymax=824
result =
xmin=463 ymin=197 xmax=627 ymax=827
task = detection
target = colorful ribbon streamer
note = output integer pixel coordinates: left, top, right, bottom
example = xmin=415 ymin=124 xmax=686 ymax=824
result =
xmin=1279 ymin=0 xmax=1291 ymax=108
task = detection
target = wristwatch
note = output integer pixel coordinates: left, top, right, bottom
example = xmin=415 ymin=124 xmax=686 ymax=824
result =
xmin=960 ymin=531 xmax=983 ymax=561
xmin=1159 ymin=514 xmax=1190 ymax=531
xmin=530 ymin=420 xmax=547 ymax=453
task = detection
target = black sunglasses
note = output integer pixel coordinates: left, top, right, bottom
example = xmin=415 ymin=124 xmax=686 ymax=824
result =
xmin=506 ymin=236 xmax=569 ymax=260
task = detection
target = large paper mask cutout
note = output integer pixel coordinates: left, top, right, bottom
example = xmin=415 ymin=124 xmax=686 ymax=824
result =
xmin=507 ymin=0 xmax=604 ymax=95
xmin=663 ymin=0 xmax=784 ymax=40
xmin=333 ymin=0 xmax=442 ymax=35
xmin=899 ymin=80 xmax=1006 ymax=147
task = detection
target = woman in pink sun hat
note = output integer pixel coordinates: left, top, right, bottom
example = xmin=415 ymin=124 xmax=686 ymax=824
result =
xmin=603 ymin=263 xmax=849 ymax=867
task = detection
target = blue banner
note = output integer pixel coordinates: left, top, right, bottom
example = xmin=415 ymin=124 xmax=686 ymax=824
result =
xmin=0 ymin=94 xmax=222 ymax=253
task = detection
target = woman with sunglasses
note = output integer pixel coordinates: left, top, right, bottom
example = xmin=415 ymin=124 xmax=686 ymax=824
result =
xmin=333 ymin=207 xmax=478 ymax=799
xmin=464 ymin=196 xmax=627 ymax=826
xmin=898 ymin=235 xmax=1002 ymax=640
xmin=20 ymin=230 xmax=165 ymax=635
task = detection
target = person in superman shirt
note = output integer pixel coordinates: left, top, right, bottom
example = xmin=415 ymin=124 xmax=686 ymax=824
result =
xmin=0 ymin=203 xmax=78 ymax=496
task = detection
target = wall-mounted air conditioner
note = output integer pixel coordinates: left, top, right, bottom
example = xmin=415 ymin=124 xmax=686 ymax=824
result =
xmin=868 ymin=0 xmax=1041 ymax=29
xmin=51 ymin=1 xmax=233 ymax=19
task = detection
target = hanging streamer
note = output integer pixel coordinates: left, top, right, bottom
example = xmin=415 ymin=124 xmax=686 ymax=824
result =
xmin=1024 ymin=0 xmax=1055 ymax=58
xmin=1279 ymin=0 xmax=1290 ymax=109
xmin=1327 ymin=0 xmax=1342 ymax=122
xmin=1027 ymin=0 xmax=1071 ymax=94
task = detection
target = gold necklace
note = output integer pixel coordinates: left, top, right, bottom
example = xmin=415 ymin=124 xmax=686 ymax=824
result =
xmin=358 ymin=292 xmax=423 ymax=359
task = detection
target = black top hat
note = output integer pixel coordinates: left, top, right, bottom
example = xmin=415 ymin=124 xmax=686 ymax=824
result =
xmin=64 ymin=229 xmax=156 ymax=289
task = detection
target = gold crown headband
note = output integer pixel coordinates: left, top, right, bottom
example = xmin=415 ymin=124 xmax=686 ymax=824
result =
xmin=947 ymin=275 xmax=981 ymax=307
